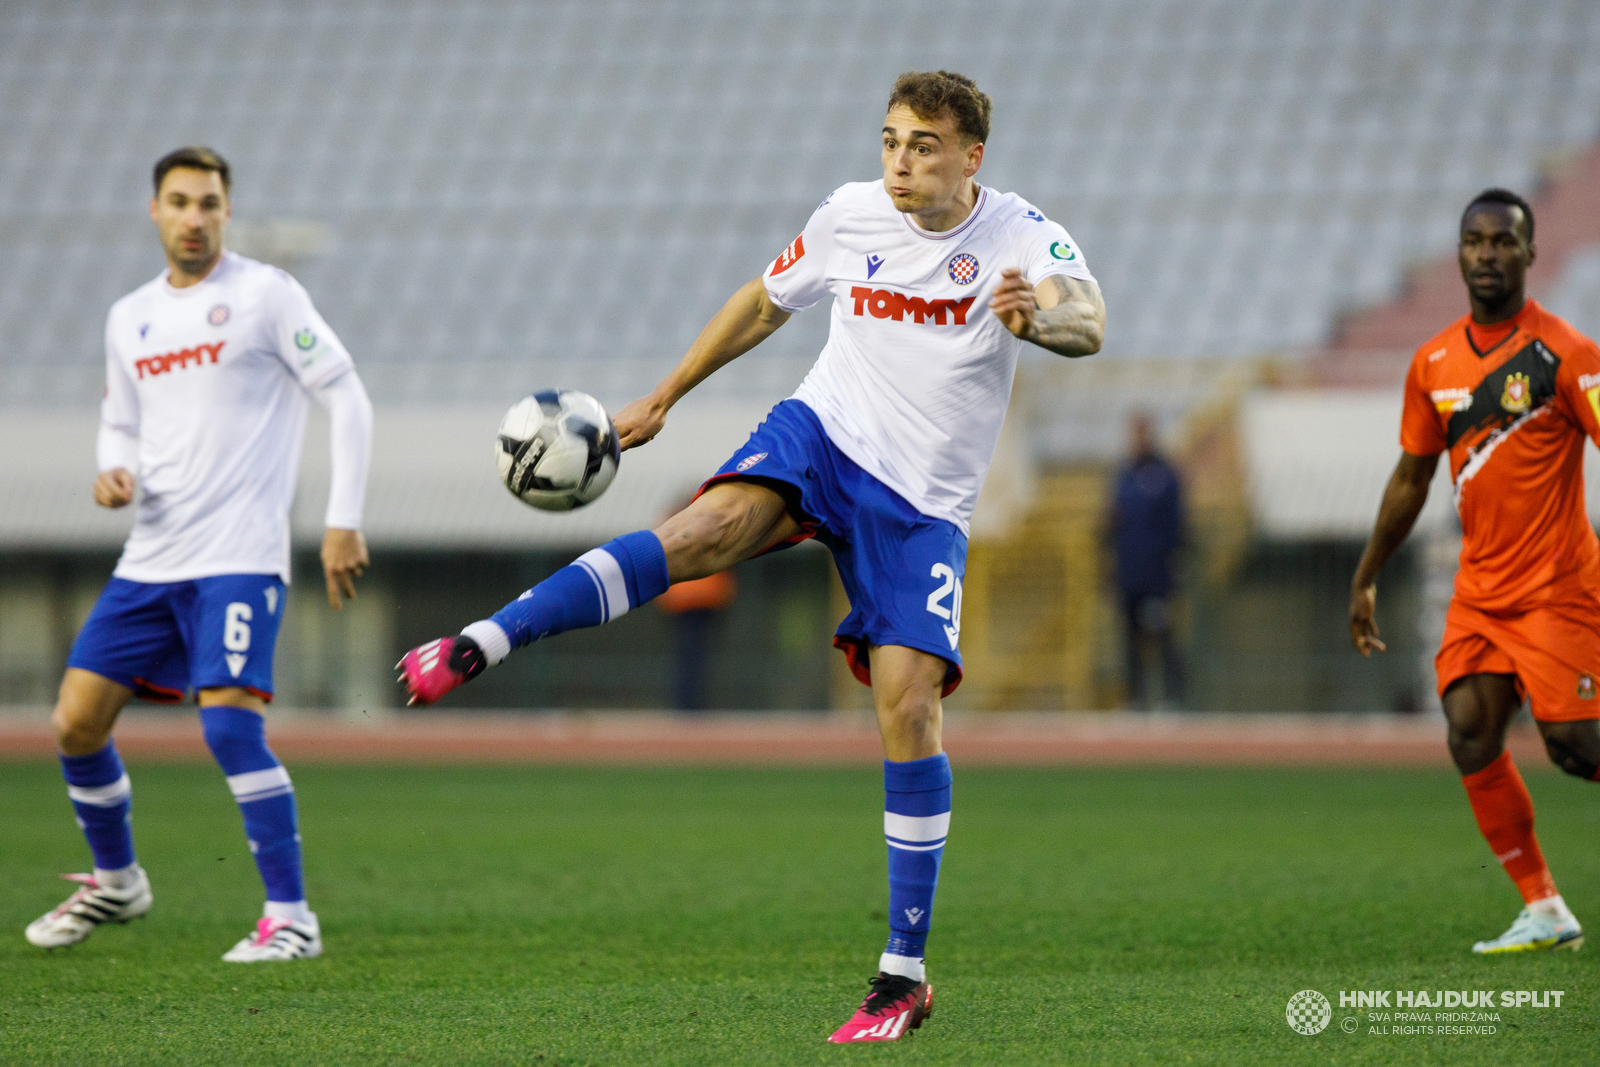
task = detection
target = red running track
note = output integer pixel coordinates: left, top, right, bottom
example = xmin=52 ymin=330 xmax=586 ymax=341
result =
xmin=0 ymin=710 xmax=1554 ymax=767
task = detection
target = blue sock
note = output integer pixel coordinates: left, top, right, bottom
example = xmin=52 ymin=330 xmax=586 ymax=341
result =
xmin=469 ymin=531 xmax=671 ymax=662
xmin=882 ymin=753 xmax=952 ymax=982
xmin=201 ymin=706 xmax=304 ymax=906
xmin=60 ymin=744 xmax=135 ymax=872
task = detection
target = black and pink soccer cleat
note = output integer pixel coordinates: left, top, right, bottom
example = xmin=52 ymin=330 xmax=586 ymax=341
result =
xmin=826 ymin=972 xmax=934 ymax=1043
xmin=395 ymin=635 xmax=486 ymax=706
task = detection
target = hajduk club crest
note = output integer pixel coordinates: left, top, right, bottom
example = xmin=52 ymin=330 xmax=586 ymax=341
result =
xmin=1501 ymin=372 xmax=1532 ymax=413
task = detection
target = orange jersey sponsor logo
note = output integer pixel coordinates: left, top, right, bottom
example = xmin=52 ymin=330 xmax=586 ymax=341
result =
xmin=849 ymin=287 xmax=976 ymax=326
xmin=1430 ymin=387 xmax=1471 ymax=416
xmin=1580 ymin=373 xmax=1600 ymax=427
xmin=135 ymin=341 xmax=225 ymax=380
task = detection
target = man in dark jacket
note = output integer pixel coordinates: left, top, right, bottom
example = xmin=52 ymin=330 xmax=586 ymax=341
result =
xmin=1109 ymin=413 xmax=1184 ymax=709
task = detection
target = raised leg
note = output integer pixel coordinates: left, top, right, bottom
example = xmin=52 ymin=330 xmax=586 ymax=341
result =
xmin=399 ymin=480 xmax=800 ymax=705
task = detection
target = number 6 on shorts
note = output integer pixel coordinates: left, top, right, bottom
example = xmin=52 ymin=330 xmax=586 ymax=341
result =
xmin=224 ymin=602 xmax=253 ymax=652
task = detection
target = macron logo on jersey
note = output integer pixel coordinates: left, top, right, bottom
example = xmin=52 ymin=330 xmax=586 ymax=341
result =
xmin=135 ymin=341 xmax=225 ymax=380
xmin=850 ymin=287 xmax=976 ymax=326
xmin=770 ymin=234 xmax=805 ymax=276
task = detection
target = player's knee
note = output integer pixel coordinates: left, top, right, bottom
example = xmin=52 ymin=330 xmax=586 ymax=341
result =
xmin=51 ymin=702 xmax=109 ymax=755
xmin=661 ymin=498 xmax=750 ymax=577
xmin=1445 ymin=725 xmax=1502 ymax=773
xmin=1540 ymin=727 xmax=1600 ymax=780
xmin=693 ymin=501 xmax=746 ymax=558
xmin=1443 ymin=702 xmax=1500 ymax=746
xmin=876 ymin=681 xmax=939 ymax=736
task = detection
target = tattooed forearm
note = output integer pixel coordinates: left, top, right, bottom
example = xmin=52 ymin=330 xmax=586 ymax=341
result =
xmin=1025 ymin=275 xmax=1105 ymax=357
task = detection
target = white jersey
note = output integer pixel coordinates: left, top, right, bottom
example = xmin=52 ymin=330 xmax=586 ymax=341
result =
xmin=765 ymin=181 xmax=1095 ymax=534
xmin=100 ymin=251 xmax=356 ymax=583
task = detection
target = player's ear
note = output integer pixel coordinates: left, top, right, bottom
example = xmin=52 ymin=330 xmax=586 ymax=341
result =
xmin=149 ymin=197 xmax=160 ymax=223
xmin=964 ymin=141 xmax=984 ymax=178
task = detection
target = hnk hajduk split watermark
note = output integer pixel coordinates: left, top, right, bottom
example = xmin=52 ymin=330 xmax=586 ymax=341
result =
xmin=1285 ymin=988 xmax=1566 ymax=1037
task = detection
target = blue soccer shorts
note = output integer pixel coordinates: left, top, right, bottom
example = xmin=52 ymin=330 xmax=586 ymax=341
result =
xmin=701 ymin=399 xmax=967 ymax=696
xmin=67 ymin=574 xmax=286 ymax=702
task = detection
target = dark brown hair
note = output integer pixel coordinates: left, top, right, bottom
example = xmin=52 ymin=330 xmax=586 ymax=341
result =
xmin=152 ymin=146 xmax=231 ymax=196
xmin=887 ymin=71 xmax=992 ymax=145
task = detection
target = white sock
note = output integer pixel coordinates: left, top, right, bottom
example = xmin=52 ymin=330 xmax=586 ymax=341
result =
xmin=94 ymin=864 xmax=140 ymax=890
xmin=264 ymin=899 xmax=314 ymax=925
xmin=879 ymin=952 xmax=925 ymax=982
xmin=1530 ymin=894 xmax=1575 ymax=922
xmin=461 ymin=620 xmax=511 ymax=666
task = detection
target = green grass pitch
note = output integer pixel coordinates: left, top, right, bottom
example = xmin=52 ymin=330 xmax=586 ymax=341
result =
xmin=1 ymin=760 xmax=1595 ymax=1065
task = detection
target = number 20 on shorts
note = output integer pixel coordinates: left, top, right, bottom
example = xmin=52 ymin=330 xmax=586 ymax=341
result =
xmin=926 ymin=563 xmax=963 ymax=650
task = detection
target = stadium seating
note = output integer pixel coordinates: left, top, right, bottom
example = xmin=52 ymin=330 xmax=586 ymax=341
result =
xmin=1318 ymin=143 xmax=1600 ymax=383
xmin=3 ymin=0 xmax=1599 ymax=411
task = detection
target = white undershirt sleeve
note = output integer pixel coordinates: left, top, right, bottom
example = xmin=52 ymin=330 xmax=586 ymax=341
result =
xmin=310 ymin=367 xmax=374 ymax=530
xmin=97 ymin=321 xmax=141 ymax=473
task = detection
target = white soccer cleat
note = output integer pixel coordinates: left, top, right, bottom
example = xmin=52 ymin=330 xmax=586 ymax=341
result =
xmin=25 ymin=869 xmax=153 ymax=949
xmin=222 ymin=914 xmax=322 ymax=962
xmin=1471 ymin=906 xmax=1583 ymax=955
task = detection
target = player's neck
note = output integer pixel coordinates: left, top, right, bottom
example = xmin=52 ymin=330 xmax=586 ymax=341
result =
xmin=166 ymin=250 xmax=224 ymax=290
xmin=909 ymin=180 xmax=979 ymax=234
xmin=1469 ymin=291 xmax=1527 ymax=326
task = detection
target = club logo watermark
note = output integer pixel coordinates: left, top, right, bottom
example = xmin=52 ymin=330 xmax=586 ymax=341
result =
xmin=1286 ymin=990 xmax=1331 ymax=1034
xmin=1285 ymin=989 xmax=1566 ymax=1037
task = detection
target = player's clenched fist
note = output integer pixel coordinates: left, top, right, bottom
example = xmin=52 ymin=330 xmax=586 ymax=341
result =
xmin=93 ymin=468 xmax=136 ymax=509
xmin=988 ymin=267 xmax=1038 ymax=340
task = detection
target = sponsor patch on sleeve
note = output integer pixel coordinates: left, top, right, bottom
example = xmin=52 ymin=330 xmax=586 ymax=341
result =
xmin=770 ymin=235 xmax=805 ymax=276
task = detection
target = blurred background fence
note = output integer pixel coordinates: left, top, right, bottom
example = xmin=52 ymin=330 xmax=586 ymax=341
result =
xmin=4 ymin=0 xmax=1600 ymax=711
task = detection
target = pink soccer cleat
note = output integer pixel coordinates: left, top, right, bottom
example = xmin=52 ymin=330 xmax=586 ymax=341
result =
xmin=222 ymin=914 xmax=322 ymax=962
xmin=826 ymin=973 xmax=934 ymax=1043
xmin=396 ymin=635 xmax=486 ymax=706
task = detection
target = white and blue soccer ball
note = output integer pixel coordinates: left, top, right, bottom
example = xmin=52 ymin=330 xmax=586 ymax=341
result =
xmin=495 ymin=389 xmax=620 ymax=511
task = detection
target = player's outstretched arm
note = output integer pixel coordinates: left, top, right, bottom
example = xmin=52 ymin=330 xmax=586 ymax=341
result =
xmin=1349 ymin=451 xmax=1439 ymax=656
xmin=990 ymin=270 xmax=1105 ymax=357
xmin=613 ymin=277 xmax=791 ymax=450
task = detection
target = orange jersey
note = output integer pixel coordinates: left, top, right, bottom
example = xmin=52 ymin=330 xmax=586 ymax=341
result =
xmin=1401 ymin=299 xmax=1600 ymax=613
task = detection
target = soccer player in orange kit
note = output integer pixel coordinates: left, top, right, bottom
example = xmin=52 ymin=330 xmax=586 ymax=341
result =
xmin=1351 ymin=188 xmax=1600 ymax=954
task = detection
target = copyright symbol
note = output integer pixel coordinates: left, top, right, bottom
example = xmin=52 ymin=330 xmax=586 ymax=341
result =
xmin=1341 ymin=1017 xmax=1359 ymax=1033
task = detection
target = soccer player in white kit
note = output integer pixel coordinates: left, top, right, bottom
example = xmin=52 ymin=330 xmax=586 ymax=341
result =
xmin=24 ymin=147 xmax=374 ymax=962
xmin=398 ymin=72 xmax=1105 ymax=1039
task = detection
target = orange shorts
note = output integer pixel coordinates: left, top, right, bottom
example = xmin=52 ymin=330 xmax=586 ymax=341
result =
xmin=1436 ymin=599 xmax=1600 ymax=722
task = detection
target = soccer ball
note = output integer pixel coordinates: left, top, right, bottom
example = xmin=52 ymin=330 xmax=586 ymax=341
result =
xmin=495 ymin=389 xmax=620 ymax=511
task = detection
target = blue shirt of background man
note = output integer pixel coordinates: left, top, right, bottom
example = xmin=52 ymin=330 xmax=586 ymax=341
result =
xmin=1110 ymin=456 xmax=1184 ymax=598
